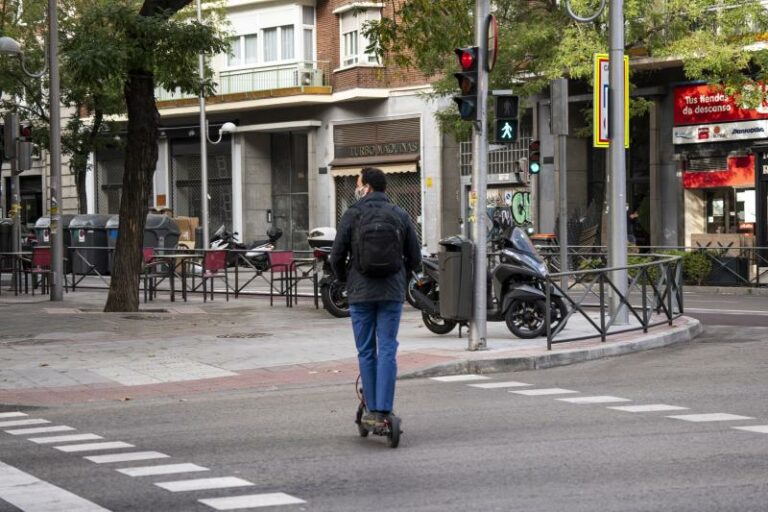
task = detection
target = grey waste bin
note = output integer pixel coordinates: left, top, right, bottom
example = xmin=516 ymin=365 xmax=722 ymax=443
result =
xmin=69 ymin=214 xmax=111 ymax=275
xmin=34 ymin=215 xmax=75 ymax=272
xmin=144 ymin=214 xmax=180 ymax=249
xmin=438 ymin=235 xmax=474 ymax=322
xmin=106 ymin=215 xmax=120 ymax=273
xmin=0 ymin=218 xmax=12 ymax=253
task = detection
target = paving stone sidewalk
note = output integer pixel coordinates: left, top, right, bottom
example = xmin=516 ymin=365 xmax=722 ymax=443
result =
xmin=0 ymin=289 xmax=701 ymax=406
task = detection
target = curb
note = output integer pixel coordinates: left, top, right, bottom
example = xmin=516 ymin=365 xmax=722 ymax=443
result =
xmin=685 ymin=285 xmax=768 ymax=296
xmin=399 ymin=317 xmax=703 ymax=380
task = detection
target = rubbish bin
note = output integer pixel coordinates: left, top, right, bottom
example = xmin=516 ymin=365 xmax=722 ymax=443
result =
xmin=69 ymin=214 xmax=111 ymax=275
xmin=144 ymin=214 xmax=180 ymax=250
xmin=438 ymin=235 xmax=474 ymax=322
xmin=34 ymin=215 xmax=75 ymax=272
xmin=106 ymin=215 xmax=120 ymax=273
xmin=0 ymin=218 xmax=12 ymax=253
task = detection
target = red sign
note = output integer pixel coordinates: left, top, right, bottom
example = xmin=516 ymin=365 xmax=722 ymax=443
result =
xmin=683 ymin=155 xmax=755 ymax=189
xmin=674 ymin=84 xmax=768 ymax=126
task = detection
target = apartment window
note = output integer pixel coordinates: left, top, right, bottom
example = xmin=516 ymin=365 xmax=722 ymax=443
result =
xmin=227 ymin=34 xmax=258 ymax=67
xmin=339 ymin=8 xmax=381 ymax=67
xmin=302 ymin=6 xmax=315 ymax=26
xmin=264 ymin=25 xmax=295 ymax=62
xmin=302 ymin=6 xmax=315 ymax=61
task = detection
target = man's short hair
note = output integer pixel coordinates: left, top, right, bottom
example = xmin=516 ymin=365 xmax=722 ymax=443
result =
xmin=360 ymin=167 xmax=387 ymax=192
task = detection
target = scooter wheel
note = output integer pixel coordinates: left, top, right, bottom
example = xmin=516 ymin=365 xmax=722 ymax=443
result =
xmin=321 ymin=282 xmax=350 ymax=318
xmin=422 ymin=312 xmax=457 ymax=335
xmin=505 ymin=299 xmax=547 ymax=339
xmin=387 ymin=415 xmax=401 ymax=448
xmin=355 ymin=403 xmax=369 ymax=438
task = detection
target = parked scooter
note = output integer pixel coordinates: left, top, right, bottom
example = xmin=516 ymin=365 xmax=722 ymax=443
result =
xmin=209 ymin=225 xmax=282 ymax=269
xmin=308 ymin=227 xmax=349 ymax=318
xmin=412 ymin=227 xmax=568 ymax=339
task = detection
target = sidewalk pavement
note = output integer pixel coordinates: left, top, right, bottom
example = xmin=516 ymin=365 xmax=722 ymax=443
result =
xmin=0 ymin=289 xmax=702 ymax=406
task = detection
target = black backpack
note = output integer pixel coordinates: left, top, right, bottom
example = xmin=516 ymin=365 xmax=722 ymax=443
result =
xmin=352 ymin=202 xmax=405 ymax=278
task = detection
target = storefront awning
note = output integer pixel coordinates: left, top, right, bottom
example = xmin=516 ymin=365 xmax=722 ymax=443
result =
xmin=330 ymin=163 xmax=418 ymax=177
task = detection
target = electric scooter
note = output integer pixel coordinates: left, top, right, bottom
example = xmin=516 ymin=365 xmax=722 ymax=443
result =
xmin=353 ymin=376 xmax=402 ymax=448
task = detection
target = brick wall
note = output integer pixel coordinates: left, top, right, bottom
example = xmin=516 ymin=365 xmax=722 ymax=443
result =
xmin=317 ymin=0 xmax=433 ymax=92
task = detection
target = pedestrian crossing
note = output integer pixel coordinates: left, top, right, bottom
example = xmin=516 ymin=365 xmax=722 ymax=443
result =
xmin=431 ymin=374 xmax=768 ymax=437
xmin=0 ymin=411 xmax=306 ymax=511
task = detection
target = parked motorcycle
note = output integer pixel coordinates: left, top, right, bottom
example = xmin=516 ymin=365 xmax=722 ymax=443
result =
xmin=412 ymin=227 xmax=568 ymax=339
xmin=308 ymin=227 xmax=349 ymax=318
xmin=405 ymin=247 xmax=435 ymax=309
xmin=209 ymin=225 xmax=282 ymax=269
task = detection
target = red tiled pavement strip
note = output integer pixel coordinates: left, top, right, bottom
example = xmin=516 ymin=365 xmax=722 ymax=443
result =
xmin=0 ymin=352 xmax=459 ymax=406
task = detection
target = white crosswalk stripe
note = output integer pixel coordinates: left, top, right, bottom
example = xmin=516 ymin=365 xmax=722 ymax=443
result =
xmin=468 ymin=381 xmax=532 ymax=389
xmin=609 ymin=404 xmax=689 ymax=413
xmin=155 ymin=477 xmax=253 ymax=492
xmin=0 ymin=412 xmax=27 ymax=419
xmin=117 ymin=463 xmax=209 ymax=477
xmin=5 ymin=425 xmax=76 ymax=435
xmin=0 ymin=419 xmax=50 ymax=428
xmin=431 ymin=375 xmax=491 ymax=382
xmin=733 ymin=425 xmax=768 ymax=434
xmin=558 ymin=396 xmax=631 ymax=404
xmin=510 ymin=388 xmax=579 ymax=396
xmin=199 ymin=493 xmax=306 ymax=510
xmin=56 ymin=441 xmax=134 ymax=453
xmin=85 ymin=451 xmax=170 ymax=464
xmin=30 ymin=434 xmax=103 ymax=445
xmin=667 ymin=413 xmax=754 ymax=423
xmin=0 ymin=459 xmax=112 ymax=511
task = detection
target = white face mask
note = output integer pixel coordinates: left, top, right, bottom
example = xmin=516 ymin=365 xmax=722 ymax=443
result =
xmin=354 ymin=185 xmax=368 ymax=200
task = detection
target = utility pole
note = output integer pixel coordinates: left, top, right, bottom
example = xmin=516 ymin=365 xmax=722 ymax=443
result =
xmin=197 ymin=0 xmax=210 ymax=247
xmin=49 ymin=0 xmax=64 ymax=301
xmin=607 ymin=0 xmax=628 ymax=324
xmin=551 ymin=78 xmax=569 ymax=291
xmin=469 ymin=0 xmax=490 ymax=351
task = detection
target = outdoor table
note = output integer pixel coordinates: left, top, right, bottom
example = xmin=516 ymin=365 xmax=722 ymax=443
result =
xmin=293 ymin=257 xmax=319 ymax=308
xmin=151 ymin=252 xmax=202 ymax=302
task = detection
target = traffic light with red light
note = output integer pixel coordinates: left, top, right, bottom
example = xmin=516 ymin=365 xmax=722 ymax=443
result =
xmin=528 ymin=140 xmax=541 ymax=174
xmin=453 ymin=47 xmax=479 ymax=121
xmin=17 ymin=123 xmax=33 ymax=172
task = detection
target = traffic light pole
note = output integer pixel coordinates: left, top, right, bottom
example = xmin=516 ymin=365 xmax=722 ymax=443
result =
xmin=49 ymin=0 xmax=64 ymax=301
xmin=469 ymin=0 xmax=490 ymax=352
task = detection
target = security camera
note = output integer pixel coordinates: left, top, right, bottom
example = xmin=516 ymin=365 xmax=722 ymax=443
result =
xmin=219 ymin=122 xmax=237 ymax=135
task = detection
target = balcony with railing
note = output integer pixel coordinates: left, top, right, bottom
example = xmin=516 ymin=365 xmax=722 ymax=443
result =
xmin=155 ymin=60 xmax=332 ymax=104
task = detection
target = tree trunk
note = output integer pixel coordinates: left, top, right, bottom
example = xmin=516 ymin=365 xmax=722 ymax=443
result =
xmin=75 ymin=168 xmax=87 ymax=214
xmin=104 ymin=70 xmax=159 ymax=312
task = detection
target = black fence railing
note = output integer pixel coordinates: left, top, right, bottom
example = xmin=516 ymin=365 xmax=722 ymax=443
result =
xmin=544 ymin=252 xmax=684 ymax=348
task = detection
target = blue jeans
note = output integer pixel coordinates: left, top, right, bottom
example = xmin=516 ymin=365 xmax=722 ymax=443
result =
xmin=350 ymin=300 xmax=403 ymax=413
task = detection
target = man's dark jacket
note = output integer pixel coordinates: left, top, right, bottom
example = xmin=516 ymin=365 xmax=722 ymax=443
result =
xmin=330 ymin=191 xmax=421 ymax=304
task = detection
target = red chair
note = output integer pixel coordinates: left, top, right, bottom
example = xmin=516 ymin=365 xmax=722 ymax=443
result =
xmin=28 ymin=247 xmax=52 ymax=295
xmin=202 ymin=250 xmax=229 ymax=302
xmin=267 ymin=250 xmax=296 ymax=307
xmin=142 ymin=247 xmax=165 ymax=303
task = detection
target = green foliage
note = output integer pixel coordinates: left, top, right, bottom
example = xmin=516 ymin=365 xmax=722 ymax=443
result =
xmin=364 ymin=0 xmax=768 ymax=137
xmin=682 ymin=250 xmax=713 ymax=286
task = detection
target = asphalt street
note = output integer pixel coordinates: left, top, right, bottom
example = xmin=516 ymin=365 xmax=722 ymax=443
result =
xmin=0 ymin=297 xmax=766 ymax=511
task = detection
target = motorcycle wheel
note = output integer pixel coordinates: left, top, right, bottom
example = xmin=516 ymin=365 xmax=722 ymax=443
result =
xmin=550 ymin=297 xmax=569 ymax=330
xmin=321 ymin=281 xmax=350 ymax=318
xmin=421 ymin=311 xmax=457 ymax=335
xmin=505 ymin=299 xmax=547 ymax=339
xmin=406 ymin=275 xmax=430 ymax=309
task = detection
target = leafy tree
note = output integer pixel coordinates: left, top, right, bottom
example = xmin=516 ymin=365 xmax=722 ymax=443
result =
xmin=64 ymin=0 xmax=227 ymax=312
xmin=365 ymin=0 xmax=768 ymax=134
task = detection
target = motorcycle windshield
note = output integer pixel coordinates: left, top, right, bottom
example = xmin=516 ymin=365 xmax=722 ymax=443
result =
xmin=509 ymin=227 xmax=539 ymax=257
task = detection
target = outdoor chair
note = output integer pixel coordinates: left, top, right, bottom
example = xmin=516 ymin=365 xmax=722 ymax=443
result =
xmin=267 ymin=250 xmax=297 ymax=307
xmin=142 ymin=247 xmax=168 ymax=303
xmin=27 ymin=246 xmax=60 ymax=295
xmin=202 ymin=249 xmax=229 ymax=302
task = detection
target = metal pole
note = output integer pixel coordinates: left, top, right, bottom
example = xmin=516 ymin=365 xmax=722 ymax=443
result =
xmin=608 ymin=0 xmax=628 ymax=324
xmin=469 ymin=0 xmax=489 ymax=351
xmin=11 ymin=166 xmax=20 ymax=254
xmin=49 ymin=0 xmax=63 ymax=301
xmin=558 ymin=133 xmax=568 ymax=291
xmin=197 ymin=0 xmax=210 ymax=247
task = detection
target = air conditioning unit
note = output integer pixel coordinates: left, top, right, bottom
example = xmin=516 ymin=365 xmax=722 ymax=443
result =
xmin=299 ymin=70 xmax=314 ymax=86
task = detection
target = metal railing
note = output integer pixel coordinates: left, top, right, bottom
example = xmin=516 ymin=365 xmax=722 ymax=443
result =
xmin=155 ymin=60 xmax=331 ymax=102
xmin=545 ymin=253 xmax=684 ymax=348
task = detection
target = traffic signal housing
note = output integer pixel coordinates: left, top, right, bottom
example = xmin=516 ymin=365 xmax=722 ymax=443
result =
xmin=528 ymin=140 xmax=541 ymax=175
xmin=17 ymin=123 xmax=33 ymax=172
xmin=453 ymin=47 xmax=479 ymax=121
xmin=495 ymin=95 xmax=519 ymax=143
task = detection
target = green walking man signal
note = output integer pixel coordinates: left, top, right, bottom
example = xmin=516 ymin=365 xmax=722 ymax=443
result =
xmin=494 ymin=94 xmax=519 ymax=143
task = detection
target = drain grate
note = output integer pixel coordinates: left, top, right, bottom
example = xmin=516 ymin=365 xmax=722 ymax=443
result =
xmin=216 ymin=333 xmax=272 ymax=339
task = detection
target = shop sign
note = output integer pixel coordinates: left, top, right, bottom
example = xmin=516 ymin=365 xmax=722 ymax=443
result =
xmin=673 ymin=119 xmax=768 ymax=145
xmin=334 ymin=141 xmax=419 ymax=159
xmin=674 ymin=83 xmax=768 ymax=126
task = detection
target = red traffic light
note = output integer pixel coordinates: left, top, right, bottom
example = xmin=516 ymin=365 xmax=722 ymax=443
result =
xmin=455 ymin=47 xmax=478 ymax=71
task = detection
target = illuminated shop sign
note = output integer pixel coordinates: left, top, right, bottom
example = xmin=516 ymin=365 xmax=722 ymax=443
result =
xmin=674 ymin=83 xmax=768 ymax=126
